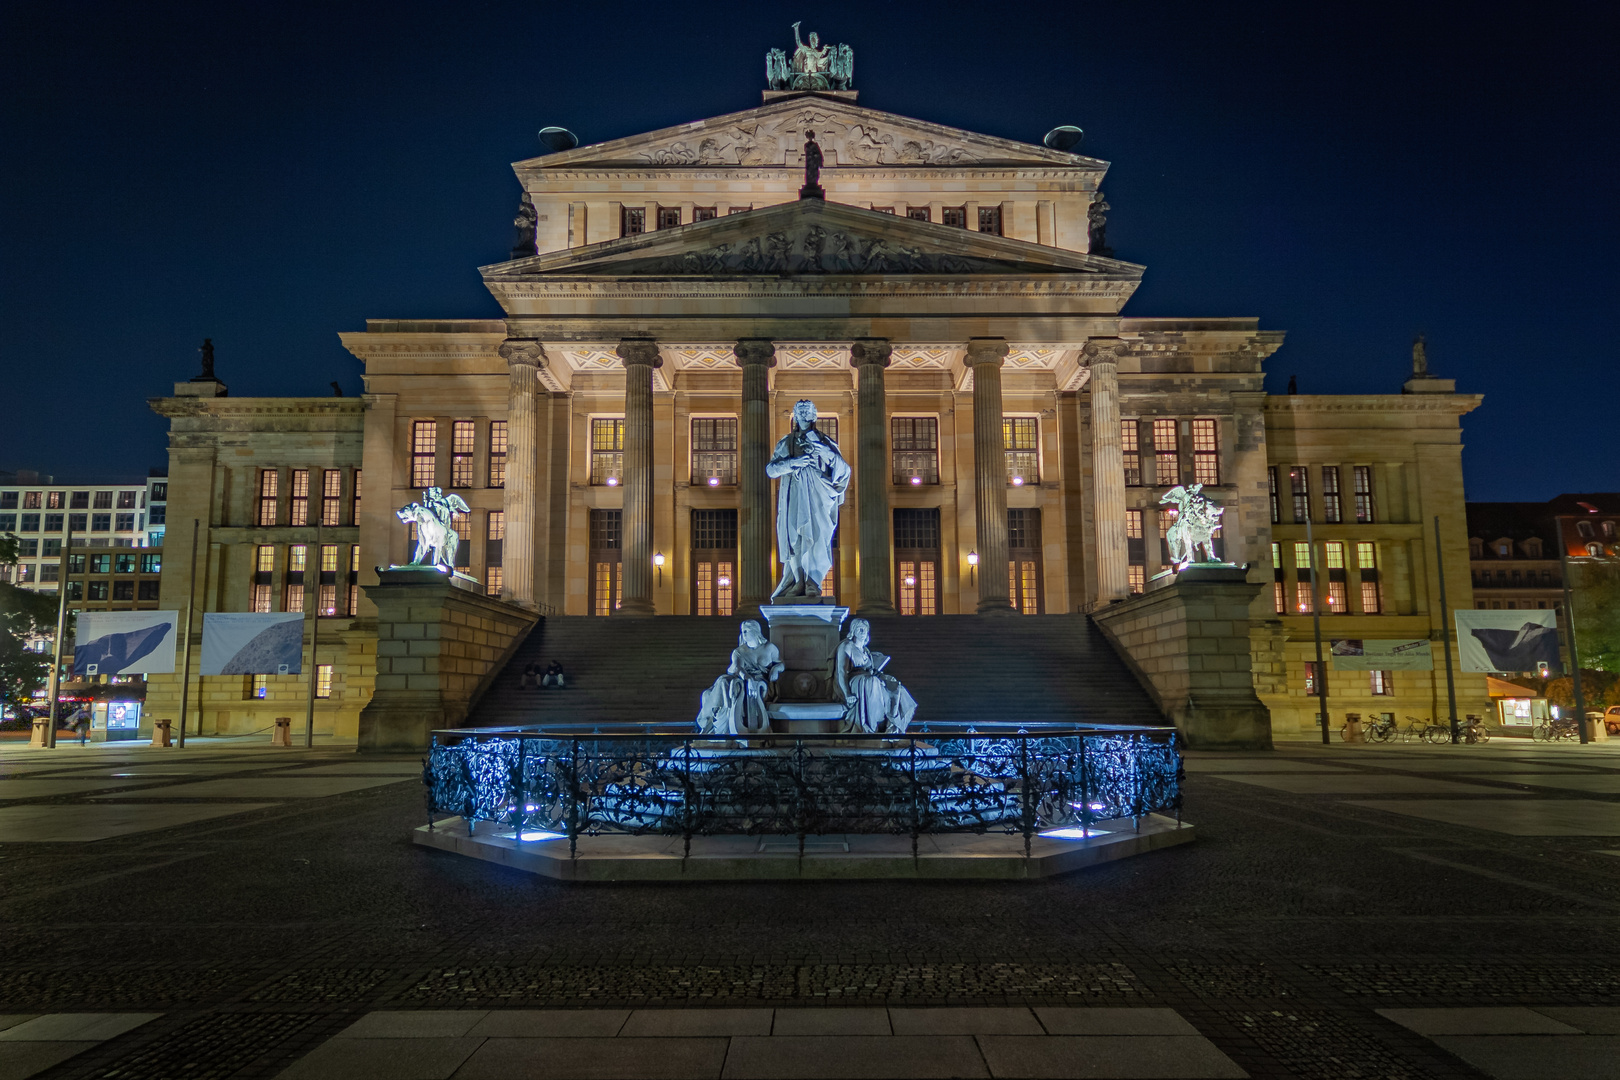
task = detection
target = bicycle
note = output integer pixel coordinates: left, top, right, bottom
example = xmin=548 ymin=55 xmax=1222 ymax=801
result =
xmin=1400 ymin=717 xmax=1430 ymax=743
xmin=1533 ymin=716 xmax=1579 ymax=742
xmin=1460 ymin=716 xmax=1490 ymax=744
xmin=1363 ymin=715 xmax=1397 ymax=742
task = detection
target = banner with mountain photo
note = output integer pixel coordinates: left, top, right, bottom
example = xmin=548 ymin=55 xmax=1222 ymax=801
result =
xmin=1454 ymin=609 xmax=1562 ymax=674
xmin=72 ymin=611 xmax=180 ymax=676
xmin=200 ymin=612 xmax=305 ymax=676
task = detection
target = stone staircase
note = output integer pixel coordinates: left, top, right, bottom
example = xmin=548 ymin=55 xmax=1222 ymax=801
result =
xmin=465 ymin=613 xmax=1164 ymax=729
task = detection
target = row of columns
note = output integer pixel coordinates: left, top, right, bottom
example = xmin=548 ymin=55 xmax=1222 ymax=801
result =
xmin=497 ymin=334 xmax=1130 ymax=615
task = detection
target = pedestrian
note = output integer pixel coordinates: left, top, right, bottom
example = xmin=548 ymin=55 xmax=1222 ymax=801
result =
xmin=70 ymin=706 xmax=91 ymax=746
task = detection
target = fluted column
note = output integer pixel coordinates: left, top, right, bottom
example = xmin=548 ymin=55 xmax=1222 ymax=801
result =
xmin=968 ymin=338 xmax=1015 ymax=615
xmin=851 ymin=339 xmax=896 ymax=616
xmin=498 ymin=338 xmax=544 ymax=609
xmin=734 ymin=339 xmax=776 ymax=615
xmin=1084 ymin=339 xmax=1130 ymax=603
xmin=615 ymin=338 xmax=661 ymax=617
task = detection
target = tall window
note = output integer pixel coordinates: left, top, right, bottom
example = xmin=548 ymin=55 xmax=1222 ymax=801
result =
xmin=257 ymin=470 xmax=279 ymax=526
xmin=285 ymin=544 xmax=307 ymax=612
xmin=1322 ymin=466 xmax=1343 ymax=525
xmin=450 ymin=512 xmax=471 ymax=569
xmin=1303 ymin=661 xmax=1323 ymax=696
xmin=1158 ymin=508 xmax=1177 ymax=567
xmin=1003 ymin=418 xmax=1038 ymax=486
xmin=815 ymin=416 xmax=839 ymax=446
xmin=485 ymin=511 xmax=505 ymax=598
xmin=589 ymin=509 xmax=622 ymax=615
xmin=1353 ymin=466 xmax=1375 ymax=523
xmin=1294 ymin=541 xmax=1313 ymax=613
xmin=1324 ymin=541 xmax=1347 ymax=613
xmin=1122 ymin=421 xmax=1142 ymax=487
xmin=347 ymin=545 xmax=360 ymax=616
xmin=894 ymin=508 xmax=940 ymax=616
xmin=1268 ymin=466 xmax=1280 ymax=524
xmin=252 ymin=544 xmax=275 ymax=612
xmin=1007 ymin=508 xmax=1042 ymax=614
xmin=411 ymin=421 xmax=437 ymax=488
xmin=1370 ymin=670 xmax=1393 ymax=696
xmin=1192 ymin=420 xmax=1219 ymax=485
xmin=318 ymin=544 xmax=339 ymax=616
xmin=321 ymin=470 xmax=342 ymax=525
xmin=656 ymin=206 xmax=681 ymax=229
xmin=1357 ymin=541 xmax=1381 ymax=613
xmin=1152 ymin=419 xmax=1179 ymax=486
xmin=288 ymin=470 xmax=309 ymax=526
xmin=315 ymin=664 xmax=334 ymax=699
xmin=352 ymin=469 xmax=362 ymax=518
xmin=977 ymin=206 xmax=1002 ymax=235
xmin=590 ymin=418 xmax=625 ymax=485
xmin=1289 ymin=466 xmax=1310 ymax=523
xmin=941 ymin=206 xmax=967 ymax=228
xmin=621 ymin=206 xmax=645 ymax=236
xmin=488 ymin=421 xmax=507 ymax=488
xmin=451 ymin=421 xmax=475 ymax=487
xmin=691 ymin=417 xmax=738 ymax=486
xmin=1126 ymin=510 xmax=1145 ymax=595
xmin=691 ymin=510 xmax=737 ymax=616
xmin=1272 ymin=542 xmax=1285 ymax=614
xmin=891 ymin=417 xmax=939 ymax=485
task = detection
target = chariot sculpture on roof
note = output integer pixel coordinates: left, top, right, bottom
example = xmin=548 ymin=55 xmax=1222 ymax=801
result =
xmin=767 ymin=21 xmax=853 ymax=92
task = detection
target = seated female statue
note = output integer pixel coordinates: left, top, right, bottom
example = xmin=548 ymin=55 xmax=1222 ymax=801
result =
xmin=834 ymin=617 xmax=917 ymax=735
xmin=695 ymin=620 xmax=783 ymax=736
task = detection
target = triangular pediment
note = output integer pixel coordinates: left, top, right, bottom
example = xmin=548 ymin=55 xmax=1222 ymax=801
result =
xmin=517 ymin=94 xmax=1105 ymax=171
xmin=483 ymin=200 xmax=1142 ymax=279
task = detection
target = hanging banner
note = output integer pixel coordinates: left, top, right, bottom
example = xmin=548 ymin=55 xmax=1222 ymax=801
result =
xmin=1455 ymin=609 xmax=1562 ymax=674
xmin=200 ymin=612 xmax=305 ymax=675
xmin=72 ymin=611 xmax=180 ymax=676
xmin=1330 ymin=639 xmax=1434 ymax=671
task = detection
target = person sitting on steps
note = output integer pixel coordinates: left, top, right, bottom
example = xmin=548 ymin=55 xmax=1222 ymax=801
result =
xmin=541 ymin=660 xmax=566 ymax=689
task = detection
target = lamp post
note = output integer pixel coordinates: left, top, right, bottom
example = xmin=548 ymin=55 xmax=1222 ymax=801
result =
xmin=1303 ymin=502 xmax=1330 ymax=745
xmin=176 ymin=519 xmax=200 ymax=748
xmin=1554 ymin=516 xmax=1589 ymax=745
xmin=966 ymin=550 xmax=978 ymax=585
xmin=1434 ymin=516 xmax=1460 ymax=744
xmin=304 ymin=522 xmax=320 ymax=749
xmin=44 ymin=524 xmax=74 ymax=750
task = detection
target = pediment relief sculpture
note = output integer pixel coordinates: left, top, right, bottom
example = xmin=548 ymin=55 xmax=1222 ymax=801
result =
xmin=633 ymin=107 xmax=983 ymax=168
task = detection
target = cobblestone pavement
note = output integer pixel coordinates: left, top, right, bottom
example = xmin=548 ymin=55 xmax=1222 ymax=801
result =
xmin=3 ymin=739 xmax=1620 ymax=1078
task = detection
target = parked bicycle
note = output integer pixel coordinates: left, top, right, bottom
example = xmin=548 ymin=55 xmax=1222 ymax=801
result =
xmin=1362 ymin=715 xmax=1398 ymax=742
xmin=1459 ymin=716 xmax=1490 ymax=744
xmin=1532 ymin=715 xmax=1580 ymax=742
xmin=1400 ymin=717 xmax=1430 ymax=743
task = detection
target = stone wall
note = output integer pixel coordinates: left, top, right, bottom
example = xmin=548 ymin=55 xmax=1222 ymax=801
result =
xmin=358 ymin=570 xmax=537 ymax=750
xmin=1091 ymin=566 xmax=1273 ymax=749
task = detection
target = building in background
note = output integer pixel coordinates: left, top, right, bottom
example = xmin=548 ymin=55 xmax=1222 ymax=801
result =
xmin=145 ymin=472 xmax=168 ymax=547
xmin=0 ymin=478 xmax=156 ymax=596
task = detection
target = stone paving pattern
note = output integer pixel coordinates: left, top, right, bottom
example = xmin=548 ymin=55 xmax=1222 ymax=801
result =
xmin=3 ymin=739 xmax=1620 ymax=1077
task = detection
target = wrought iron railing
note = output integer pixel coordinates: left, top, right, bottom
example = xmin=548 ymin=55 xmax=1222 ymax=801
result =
xmin=424 ymin=723 xmax=1182 ymax=859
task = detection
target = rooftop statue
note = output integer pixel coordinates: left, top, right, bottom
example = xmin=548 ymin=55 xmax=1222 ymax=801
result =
xmin=396 ymin=487 xmax=471 ymax=573
xmin=1160 ymin=484 xmax=1226 ymax=570
xmin=766 ymin=399 xmax=850 ymax=599
xmin=766 ymin=22 xmax=853 ymax=92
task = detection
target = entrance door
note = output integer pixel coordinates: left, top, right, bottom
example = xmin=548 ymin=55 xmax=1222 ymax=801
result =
xmin=894 ymin=508 xmax=940 ymax=615
xmin=1008 ymin=508 xmax=1043 ymax=614
xmin=691 ymin=509 xmax=737 ymax=616
xmin=588 ymin=509 xmax=621 ymax=616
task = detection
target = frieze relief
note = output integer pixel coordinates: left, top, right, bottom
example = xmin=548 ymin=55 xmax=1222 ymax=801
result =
xmin=634 ymin=108 xmax=983 ymax=168
xmin=620 ymin=222 xmax=1053 ymax=276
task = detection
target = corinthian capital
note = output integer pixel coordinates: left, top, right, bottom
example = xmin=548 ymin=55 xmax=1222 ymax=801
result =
xmin=849 ymin=338 xmax=892 ymax=369
xmin=964 ymin=337 xmax=1010 ymax=367
xmin=1080 ymin=337 xmax=1133 ymax=368
xmin=497 ymin=338 xmax=546 ymax=369
xmin=615 ymin=338 xmax=663 ymax=368
xmin=733 ymin=339 xmax=777 ymax=368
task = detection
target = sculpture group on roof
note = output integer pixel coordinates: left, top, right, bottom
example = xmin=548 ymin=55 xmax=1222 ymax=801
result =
xmin=767 ymin=22 xmax=853 ymax=92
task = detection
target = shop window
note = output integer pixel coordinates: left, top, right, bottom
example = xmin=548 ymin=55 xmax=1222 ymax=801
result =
xmin=691 ymin=417 xmax=738 ymax=486
xmin=1122 ymin=421 xmax=1142 ymax=487
xmin=1152 ymin=419 xmax=1179 ymax=486
xmin=411 ymin=421 xmax=437 ymax=488
xmin=891 ymin=417 xmax=939 ymax=485
xmin=1003 ymin=417 xmax=1038 ymax=486
xmin=451 ymin=421 xmax=475 ymax=487
xmin=488 ymin=421 xmax=507 ymax=488
xmin=590 ymin=418 xmax=625 ymax=486
xmin=1192 ymin=420 xmax=1219 ymax=486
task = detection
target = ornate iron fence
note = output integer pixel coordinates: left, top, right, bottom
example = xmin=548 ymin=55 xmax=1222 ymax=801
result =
xmin=423 ymin=723 xmax=1182 ymax=859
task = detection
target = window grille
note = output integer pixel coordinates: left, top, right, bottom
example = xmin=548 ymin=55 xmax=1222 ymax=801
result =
xmin=621 ymin=206 xmax=645 ymax=235
xmin=977 ymin=206 xmax=1002 ymax=235
xmin=891 ymin=417 xmax=939 ymax=485
xmin=411 ymin=421 xmax=437 ymax=488
xmin=1153 ymin=419 xmax=1179 ymax=486
xmin=1192 ymin=420 xmax=1219 ymax=485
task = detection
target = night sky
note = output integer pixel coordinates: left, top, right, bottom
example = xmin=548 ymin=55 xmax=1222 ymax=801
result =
xmin=2 ymin=1 xmax=1614 ymax=498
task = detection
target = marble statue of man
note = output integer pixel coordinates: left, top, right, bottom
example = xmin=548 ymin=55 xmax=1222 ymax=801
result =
xmin=766 ymin=399 xmax=850 ymax=599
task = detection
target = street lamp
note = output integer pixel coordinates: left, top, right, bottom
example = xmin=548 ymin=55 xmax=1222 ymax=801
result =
xmin=966 ymin=550 xmax=978 ymax=584
xmin=653 ymin=551 xmax=665 ymax=585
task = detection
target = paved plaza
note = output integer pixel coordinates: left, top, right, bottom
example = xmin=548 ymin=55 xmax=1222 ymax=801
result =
xmin=3 ymin=739 xmax=1620 ymax=1078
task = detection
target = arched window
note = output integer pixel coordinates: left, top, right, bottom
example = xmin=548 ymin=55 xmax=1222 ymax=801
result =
xmin=1588 ymin=542 xmax=1603 ymax=557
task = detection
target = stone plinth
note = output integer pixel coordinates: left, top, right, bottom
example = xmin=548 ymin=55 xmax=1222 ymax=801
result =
xmin=1092 ymin=565 xmax=1273 ymax=749
xmin=359 ymin=569 xmax=537 ymax=751
xmin=759 ymin=605 xmax=849 ymax=713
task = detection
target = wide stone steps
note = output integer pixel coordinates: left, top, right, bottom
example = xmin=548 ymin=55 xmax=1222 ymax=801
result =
xmin=465 ymin=613 xmax=1164 ymax=730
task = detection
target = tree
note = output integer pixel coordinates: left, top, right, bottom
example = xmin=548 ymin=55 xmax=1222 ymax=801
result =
xmin=0 ymin=534 xmax=65 ymax=715
xmin=1570 ymin=559 xmax=1620 ymax=675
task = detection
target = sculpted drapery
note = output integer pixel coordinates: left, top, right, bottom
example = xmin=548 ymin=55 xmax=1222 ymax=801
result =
xmin=765 ymin=399 xmax=851 ymax=599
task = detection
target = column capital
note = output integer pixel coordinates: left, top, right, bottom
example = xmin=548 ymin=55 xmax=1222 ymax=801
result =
xmin=497 ymin=337 xmax=546 ymax=369
xmin=615 ymin=338 xmax=663 ymax=369
xmin=849 ymin=338 xmax=892 ymax=369
xmin=964 ymin=337 xmax=1010 ymax=367
xmin=733 ymin=339 xmax=777 ymax=368
xmin=1081 ymin=337 xmax=1135 ymax=368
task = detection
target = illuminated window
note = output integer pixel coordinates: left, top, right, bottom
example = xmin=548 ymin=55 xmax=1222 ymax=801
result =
xmin=1003 ymin=417 xmax=1039 ymax=486
xmin=285 ymin=544 xmax=307 ymax=612
xmin=1268 ymin=466 xmax=1280 ymax=524
xmin=1126 ymin=508 xmax=1145 ymax=590
xmin=977 ymin=206 xmax=1002 ymax=235
xmin=1008 ymin=508 xmax=1042 ymax=614
xmin=1129 ymin=565 xmax=1146 ymax=596
xmin=486 ymin=511 xmax=505 ymax=583
xmin=1325 ymin=541 xmax=1345 ymax=569
xmin=451 ymin=512 xmax=470 ymax=569
xmin=46 ymin=491 xmax=63 ymax=509
xmin=1158 ymin=508 xmax=1177 ymax=566
xmin=589 ymin=509 xmax=621 ymax=615
xmin=318 ymin=584 xmax=337 ymax=616
xmin=488 ymin=421 xmax=507 ymax=488
xmin=1304 ymin=661 xmax=1323 ymax=696
xmin=1122 ymin=421 xmax=1141 ymax=487
xmin=351 ymin=469 xmax=362 ymax=516
xmin=321 ymin=470 xmax=342 ymax=525
xmin=252 ymin=545 xmax=276 ymax=612
xmin=1322 ymin=466 xmax=1342 ymax=524
xmin=257 ymin=470 xmax=279 ymax=526
xmin=1353 ymin=466 xmax=1375 ymax=523
xmin=1273 ymin=580 xmax=1285 ymax=614
xmin=590 ymin=418 xmax=625 ymax=486
xmin=249 ymin=674 xmax=269 ymax=700
xmin=1192 ymin=420 xmax=1219 ymax=485
xmin=1295 ymin=581 xmax=1314 ymax=613
xmin=92 ymin=491 xmax=111 ymax=509
xmin=621 ymin=206 xmax=645 ymax=236
xmin=289 ymin=469 xmax=310 ymax=526
xmin=691 ymin=417 xmax=738 ymax=486
xmin=1290 ymin=466 xmax=1310 ymax=523
xmin=254 ymin=546 xmax=276 ymax=574
xmin=1327 ymin=580 xmax=1347 ymax=611
xmin=1370 ymin=670 xmax=1393 ymax=696
xmin=485 ymin=567 xmax=503 ymax=597
xmin=894 ymin=508 xmax=940 ymax=615
xmin=891 ymin=417 xmax=939 ymax=485
xmin=451 ymin=421 xmax=475 ymax=487
xmin=316 ymin=664 xmax=334 ymax=699
xmin=347 ymin=545 xmax=361 ymax=616
xmin=1357 ymin=541 xmax=1381 ymax=613
xmin=691 ymin=510 xmax=737 ymax=616
xmin=1152 ymin=420 xmax=1179 ymax=486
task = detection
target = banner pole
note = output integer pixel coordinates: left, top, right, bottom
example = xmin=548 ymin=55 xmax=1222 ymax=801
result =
xmin=1434 ymin=516 xmax=1459 ymax=744
xmin=305 ymin=524 xmax=319 ymax=748
xmin=1555 ymin=517 xmax=1589 ymax=744
xmin=45 ymin=525 xmax=73 ymax=750
xmin=177 ymin=519 xmax=200 ymax=748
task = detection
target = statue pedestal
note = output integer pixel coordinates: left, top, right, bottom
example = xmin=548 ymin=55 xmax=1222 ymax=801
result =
xmin=760 ymin=604 xmax=848 ymax=730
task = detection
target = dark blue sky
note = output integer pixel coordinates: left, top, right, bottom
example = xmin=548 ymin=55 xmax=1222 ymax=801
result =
xmin=2 ymin=1 xmax=1614 ymax=497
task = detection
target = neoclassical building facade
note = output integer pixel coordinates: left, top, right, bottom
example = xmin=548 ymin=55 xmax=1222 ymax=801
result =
xmin=148 ymin=88 xmax=1489 ymax=738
